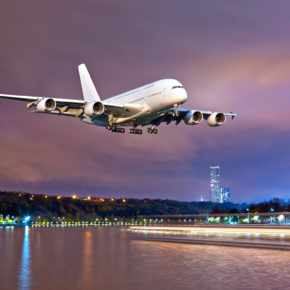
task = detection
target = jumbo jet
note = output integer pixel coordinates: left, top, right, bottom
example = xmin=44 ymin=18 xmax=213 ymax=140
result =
xmin=0 ymin=64 xmax=236 ymax=134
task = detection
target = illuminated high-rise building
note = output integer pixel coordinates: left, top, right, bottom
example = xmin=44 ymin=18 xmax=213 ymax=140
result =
xmin=221 ymin=187 xmax=231 ymax=203
xmin=210 ymin=165 xmax=221 ymax=203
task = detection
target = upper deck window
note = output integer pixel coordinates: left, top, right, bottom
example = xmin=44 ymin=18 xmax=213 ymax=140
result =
xmin=172 ymin=86 xmax=184 ymax=89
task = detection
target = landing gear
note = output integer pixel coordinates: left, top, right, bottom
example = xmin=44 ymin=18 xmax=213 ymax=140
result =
xmin=147 ymin=126 xmax=158 ymax=134
xmin=129 ymin=128 xmax=142 ymax=135
xmin=106 ymin=124 xmax=142 ymax=134
xmin=106 ymin=125 xmax=125 ymax=133
xmin=114 ymin=127 xmax=125 ymax=133
xmin=173 ymin=104 xmax=180 ymax=117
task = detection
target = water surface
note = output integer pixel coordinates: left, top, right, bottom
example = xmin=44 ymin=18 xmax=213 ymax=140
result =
xmin=0 ymin=227 xmax=289 ymax=290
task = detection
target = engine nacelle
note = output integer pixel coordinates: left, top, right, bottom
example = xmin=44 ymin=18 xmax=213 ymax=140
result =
xmin=84 ymin=101 xmax=104 ymax=116
xmin=207 ymin=112 xmax=226 ymax=127
xmin=36 ymin=98 xmax=56 ymax=112
xmin=183 ymin=110 xmax=203 ymax=125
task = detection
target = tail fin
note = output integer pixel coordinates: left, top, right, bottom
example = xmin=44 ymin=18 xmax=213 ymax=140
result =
xmin=78 ymin=64 xmax=101 ymax=102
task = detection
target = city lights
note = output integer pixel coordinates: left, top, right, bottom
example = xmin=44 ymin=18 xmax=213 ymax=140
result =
xmin=23 ymin=216 xmax=31 ymax=223
xmin=278 ymin=215 xmax=285 ymax=223
xmin=252 ymin=215 xmax=259 ymax=222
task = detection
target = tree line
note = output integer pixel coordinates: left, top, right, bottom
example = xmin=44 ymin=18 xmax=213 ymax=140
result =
xmin=0 ymin=191 xmax=288 ymax=219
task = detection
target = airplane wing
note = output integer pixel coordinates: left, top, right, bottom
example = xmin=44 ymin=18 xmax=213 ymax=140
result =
xmin=0 ymin=62 xmax=149 ymax=122
xmin=0 ymin=64 xmax=145 ymax=120
xmin=0 ymin=94 xmax=38 ymax=102
xmin=0 ymin=93 xmax=141 ymax=119
xmin=0 ymin=94 xmax=84 ymax=107
xmin=148 ymin=108 xmax=236 ymax=127
xmin=177 ymin=108 xmax=237 ymax=119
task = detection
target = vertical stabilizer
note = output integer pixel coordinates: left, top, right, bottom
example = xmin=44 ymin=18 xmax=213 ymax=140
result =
xmin=78 ymin=64 xmax=101 ymax=102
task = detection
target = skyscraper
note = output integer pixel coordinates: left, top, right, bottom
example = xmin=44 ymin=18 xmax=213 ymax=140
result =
xmin=210 ymin=166 xmax=221 ymax=203
xmin=221 ymin=187 xmax=231 ymax=203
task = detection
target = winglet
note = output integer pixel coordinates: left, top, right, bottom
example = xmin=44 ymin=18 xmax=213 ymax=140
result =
xmin=78 ymin=64 xmax=101 ymax=102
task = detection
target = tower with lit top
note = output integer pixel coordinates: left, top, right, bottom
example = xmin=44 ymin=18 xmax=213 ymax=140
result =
xmin=210 ymin=165 xmax=221 ymax=203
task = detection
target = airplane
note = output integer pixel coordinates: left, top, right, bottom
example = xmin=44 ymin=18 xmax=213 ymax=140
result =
xmin=0 ymin=64 xmax=236 ymax=135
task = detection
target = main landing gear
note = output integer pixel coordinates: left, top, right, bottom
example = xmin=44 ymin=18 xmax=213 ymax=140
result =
xmin=129 ymin=128 xmax=142 ymax=135
xmin=147 ymin=126 xmax=158 ymax=134
xmin=105 ymin=125 xmax=158 ymax=135
xmin=106 ymin=125 xmax=125 ymax=133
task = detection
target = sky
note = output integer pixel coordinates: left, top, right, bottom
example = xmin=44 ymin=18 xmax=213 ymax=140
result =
xmin=0 ymin=0 xmax=290 ymax=202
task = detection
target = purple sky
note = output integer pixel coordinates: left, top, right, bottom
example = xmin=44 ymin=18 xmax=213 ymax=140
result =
xmin=0 ymin=0 xmax=290 ymax=202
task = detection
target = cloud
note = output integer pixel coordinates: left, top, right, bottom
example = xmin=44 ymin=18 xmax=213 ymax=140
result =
xmin=0 ymin=0 xmax=290 ymax=201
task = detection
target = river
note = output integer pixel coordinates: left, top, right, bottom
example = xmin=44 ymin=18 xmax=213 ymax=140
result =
xmin=0 ymin=226 xmax=289 ymax=290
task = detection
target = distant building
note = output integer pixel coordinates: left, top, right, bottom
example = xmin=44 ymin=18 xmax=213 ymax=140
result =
xmin=221 ymin=187 xmax=231 ymax=203
xmin=210 ymin=166 xmax=221 ymax=203
xmin=210 ymin=166 xmax=231 ymax=203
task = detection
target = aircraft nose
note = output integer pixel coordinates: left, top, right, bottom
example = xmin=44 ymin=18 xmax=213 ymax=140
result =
xmin=178 ymin=88 xmax=187 ymax=104
xmin=183 ymin=89 xmax=188 ymax=102
xmin=170 ymin=84 xmax=188 ymax=105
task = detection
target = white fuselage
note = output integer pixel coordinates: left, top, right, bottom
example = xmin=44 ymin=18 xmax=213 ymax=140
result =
xmin=84 ymin=79 xmax=188 ymax=127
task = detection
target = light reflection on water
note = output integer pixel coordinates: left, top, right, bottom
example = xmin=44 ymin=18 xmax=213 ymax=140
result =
xmin=0 ymin=227 xmax=289 ymax=290
xmin=18 ymin=226 xmax=31 ymax=290
xmin=128 ymin=226 xmax=290 ymax=243
xmin=130 ymin=231 xmax=290 ymax=244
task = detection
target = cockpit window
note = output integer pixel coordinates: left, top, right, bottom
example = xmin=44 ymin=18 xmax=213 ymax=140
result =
xmin=172 ymin=86 xmax=184 ymax=89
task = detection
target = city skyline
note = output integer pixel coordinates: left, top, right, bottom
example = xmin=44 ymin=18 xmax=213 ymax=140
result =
xmin=1 ymin=1 xmax=290 ymax=202
xmin=209 ymin=165 xmax=231 ymax=204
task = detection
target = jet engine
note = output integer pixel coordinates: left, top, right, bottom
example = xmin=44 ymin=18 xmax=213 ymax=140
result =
xmin=36 ymin=98 xmax=56 ymax=112
xmin=207 ymin=112 xmax=226 ymax=127
xmin=84 ymin=101 xmax=104 ymax=116
xmin=183 ymin=110 xmax=203 ymax=125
